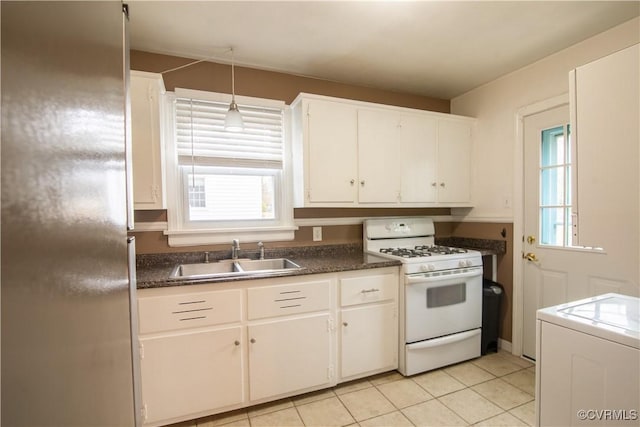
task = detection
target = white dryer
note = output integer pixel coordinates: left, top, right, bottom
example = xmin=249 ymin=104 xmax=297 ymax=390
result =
xmin=536 ymin=293 xmax=640 ymax=426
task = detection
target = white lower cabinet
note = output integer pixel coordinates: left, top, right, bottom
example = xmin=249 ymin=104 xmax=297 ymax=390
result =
xmin=139 ymin=327 xmax=243 ymax=425
xmin=137 ymin=266 xmax=399 ymax=426
xmin=339 ymin=269 xmax=399 ymax=381
xmin=248 ymin=313 xmax=332 ymax=401
xmin=341 ymin=303 xmax=397 ymax=379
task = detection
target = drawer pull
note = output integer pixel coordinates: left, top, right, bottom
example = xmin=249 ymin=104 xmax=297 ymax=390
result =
xmin=279 ymin=304 xmax=302 ymax=309
xmin=274 ymin=296 xmax=306 ymax=302
xmin=361 ymin=288 xmax=380 ymax=294
xmin=178 ymin=300 xmax=206 ymax=305
xmin=179 ymin=316 xmax=206 ymax=321
xmin=279 ymin=290 xmax=301 ymax=295
xmin=172 ymin=307 xmax=213 ymax=314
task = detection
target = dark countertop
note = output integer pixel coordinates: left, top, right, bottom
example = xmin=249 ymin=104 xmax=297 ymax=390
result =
xmin=136 ymin=244 xmax=401 ymax=289
xmin=436 ymin=237 xmax=507 ymax=256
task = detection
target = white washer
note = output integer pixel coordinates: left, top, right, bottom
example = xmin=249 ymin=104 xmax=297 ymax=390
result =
xmin=536 ymin=293 xmax=640 ymax=426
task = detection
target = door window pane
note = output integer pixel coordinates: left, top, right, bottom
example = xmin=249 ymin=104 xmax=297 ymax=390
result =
xmin=540 ymin=207 xmax=565 ymax=246
xmin=540 ymin=125 xmax=572 ymax=247
xmin=541 ymin=167 xmax=564 ymax=206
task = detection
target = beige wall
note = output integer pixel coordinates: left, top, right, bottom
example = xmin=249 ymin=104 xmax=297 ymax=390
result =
xmin=451 ymin=17 xmax=640 ymax=346
xmin=131 ymin=50 xmax=450 ymax=112
xmin=451 ymin=17 xmax=640 ymax=221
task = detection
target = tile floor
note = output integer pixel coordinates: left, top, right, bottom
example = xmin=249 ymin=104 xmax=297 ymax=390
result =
xmin=171 ymin=350 xmax=535 ymax=427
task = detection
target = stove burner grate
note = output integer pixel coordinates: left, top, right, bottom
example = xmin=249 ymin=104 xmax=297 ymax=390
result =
xmin=379 ymin=245 xmax=468 ymax=258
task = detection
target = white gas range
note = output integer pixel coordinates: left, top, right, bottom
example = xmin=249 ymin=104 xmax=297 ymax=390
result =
xmin=364 ymin=217 xmax=484 ymax=376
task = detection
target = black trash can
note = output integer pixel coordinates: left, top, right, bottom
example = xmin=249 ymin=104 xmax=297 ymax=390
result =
xmin=482 ymin=279 xmax=503 ymax=355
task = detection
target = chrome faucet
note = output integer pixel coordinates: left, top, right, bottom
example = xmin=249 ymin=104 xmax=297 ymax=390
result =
xmin=204 ymin=251 xmax=210 ymax=263
xmin=257 ymin=241 xmax=265 ymax=260
xmin=231 ymin=239 xmax=240 ymax=260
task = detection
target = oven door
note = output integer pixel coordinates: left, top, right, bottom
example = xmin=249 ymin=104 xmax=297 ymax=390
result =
xmin=405 ymin=267 xmax=482 ymax=343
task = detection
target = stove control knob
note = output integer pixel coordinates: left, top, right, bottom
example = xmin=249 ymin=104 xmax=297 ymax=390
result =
xmin=458 ymin=260 xmax=469 ymax=268
xmin=420 ymin=264 xmax=435 ymax=272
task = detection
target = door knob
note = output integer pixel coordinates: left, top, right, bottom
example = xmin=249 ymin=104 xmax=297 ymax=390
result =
xmin=526 ymin=235 xmax=536 ymax=245
xmin=523 ymin=252 xmax=539 ymax=262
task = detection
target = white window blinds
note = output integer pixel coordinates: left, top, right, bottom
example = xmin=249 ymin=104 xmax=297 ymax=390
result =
xmin=175 ymin=97 xmax=284 ymax=168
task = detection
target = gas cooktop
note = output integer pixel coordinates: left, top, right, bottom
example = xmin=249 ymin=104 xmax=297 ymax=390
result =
xmin=380 ymin=245 xmax=470 ymax=258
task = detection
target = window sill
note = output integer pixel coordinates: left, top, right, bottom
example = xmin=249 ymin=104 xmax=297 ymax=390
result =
xmin=164 ymin=225 xmax=298 ymax=247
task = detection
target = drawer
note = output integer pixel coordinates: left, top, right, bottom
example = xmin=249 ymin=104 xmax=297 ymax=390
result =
xmin=138 ymin=289 xmax=242 ymax=334
xmin=340 ymin=272 xmax=398 ymax=307
xmin=247 ymin=279 xmax=331 ymax=320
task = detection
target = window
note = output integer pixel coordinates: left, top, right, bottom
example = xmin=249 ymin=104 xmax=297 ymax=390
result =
xmin=165 ymin=89 xmax=295 ymax=246
xmin=539 ymin=124 xmax=572 ymax=247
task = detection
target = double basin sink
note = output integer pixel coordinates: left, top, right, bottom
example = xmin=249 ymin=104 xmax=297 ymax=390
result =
xmin=170 ymin=258 xmax=303 ymax=280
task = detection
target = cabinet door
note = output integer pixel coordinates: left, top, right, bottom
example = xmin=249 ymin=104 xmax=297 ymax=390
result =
xmin=341 ymin=302 xmax=398 ymax=379
xmin=400 ymin=114 xmax=438 ymax=203
xmin=131 ymin=72 xmax=165 ymax=210
xmin=306 ymin=100 xmax=358 ymax=203
xmin=248 ymin=313 xmax=331 ymax=401
xmin=437 ymin=120 xmax=472 ymax=204
xmin=571 ymin=44 xmax=639 ymax=247
xmin=357 ymin=109 xmax=401 ymax=203
xmin=140 ymin=327 xmax=243 ymax=425
xmin=538 ymin=321 xmax=639 ymax=426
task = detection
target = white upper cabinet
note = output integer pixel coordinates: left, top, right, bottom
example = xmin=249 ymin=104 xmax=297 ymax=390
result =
xmin=357 ymin=108 xmax=402 ymax=203
xmin=399 ymin=114 xmax=439 ymax=203
xmin=293 ymin=98 xmax=358 ymax=204
xmin=291 ymin=93 xmax=474 ymax=207
xmin=131 ymin=71 xmax=166 ymax=210
xmin=436 ymin=119 xmax=473 ymax=204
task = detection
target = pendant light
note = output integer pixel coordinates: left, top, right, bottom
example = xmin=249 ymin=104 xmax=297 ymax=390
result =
xmin=224 ymin=48 xmax=244 ymax=132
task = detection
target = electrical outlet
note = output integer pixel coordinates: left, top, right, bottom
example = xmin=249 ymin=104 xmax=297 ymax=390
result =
xmin=313 ymin=226 xmax=322 ymax=242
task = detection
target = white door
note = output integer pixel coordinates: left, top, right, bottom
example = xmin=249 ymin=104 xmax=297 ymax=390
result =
xmin=399 ymin=114 xmax=438 ymax=203
xmin=437 ymin=120 xmax=472 ymax=203
xmin=522 ymin=104 xmax=623 ymax=359
xmin=248 ymin=313 xmax=331 ymax=401
xmin=357 ymin=109 xmax=401 ymax=203
xmin=341 ymin=302 xmax=397 ymax=379
xmin=307 ymin=100 xmax=358 ymax=203
xmin=140 ymin=327 xmax=243 ymax=424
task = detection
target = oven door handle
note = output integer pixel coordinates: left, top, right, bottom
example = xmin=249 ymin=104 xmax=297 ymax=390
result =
xmin=406 ymin=268 xmax=483 ymax=285
xmin=407 ymin=329 xmax=481 ymax=350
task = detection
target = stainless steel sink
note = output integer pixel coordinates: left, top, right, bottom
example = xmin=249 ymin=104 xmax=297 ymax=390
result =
xmin=237 ymin=258 xmax=301 ymax=272
xmin=169 ymin=258 xmax=302 ymax=280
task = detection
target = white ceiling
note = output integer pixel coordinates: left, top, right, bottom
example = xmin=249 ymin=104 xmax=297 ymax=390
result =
xmin=128 ymin=1 xmax=639 ymax=99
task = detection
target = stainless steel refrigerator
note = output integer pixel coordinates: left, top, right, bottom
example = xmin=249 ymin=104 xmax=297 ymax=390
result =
xmin=2 ymin=2 xmax=141 ymax=425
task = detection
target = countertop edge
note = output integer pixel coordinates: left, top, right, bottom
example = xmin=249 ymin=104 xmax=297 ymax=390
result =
xmin=136 ymin=250 xmax=401 ymax=289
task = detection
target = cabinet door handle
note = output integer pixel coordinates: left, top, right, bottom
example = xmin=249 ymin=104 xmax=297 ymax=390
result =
xmin=431 ymin=182 xmax=437 ymax=187
xmin=234 ymin=340 xmax=240 ymax=346
xmin=250 ymin=338 xmax=256 ymax=343
xmin=440 ymin=182 xmax=446 ymax=188
xmin=343 ymin=322 xmax=348 ymax=327
xmin=361 ymin=288 xmax=380 ymax=294
xmin=360 ymin=180 xmax=365 ymax=186
xmin=350 ymin=179 xmax=355 ymax=185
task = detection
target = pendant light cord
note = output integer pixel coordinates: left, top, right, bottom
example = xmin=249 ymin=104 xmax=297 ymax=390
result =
xmin=230 ymin=48 xmax=236 ymax=102
xmin=159 ymin=47 xmax=233 ymax=75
